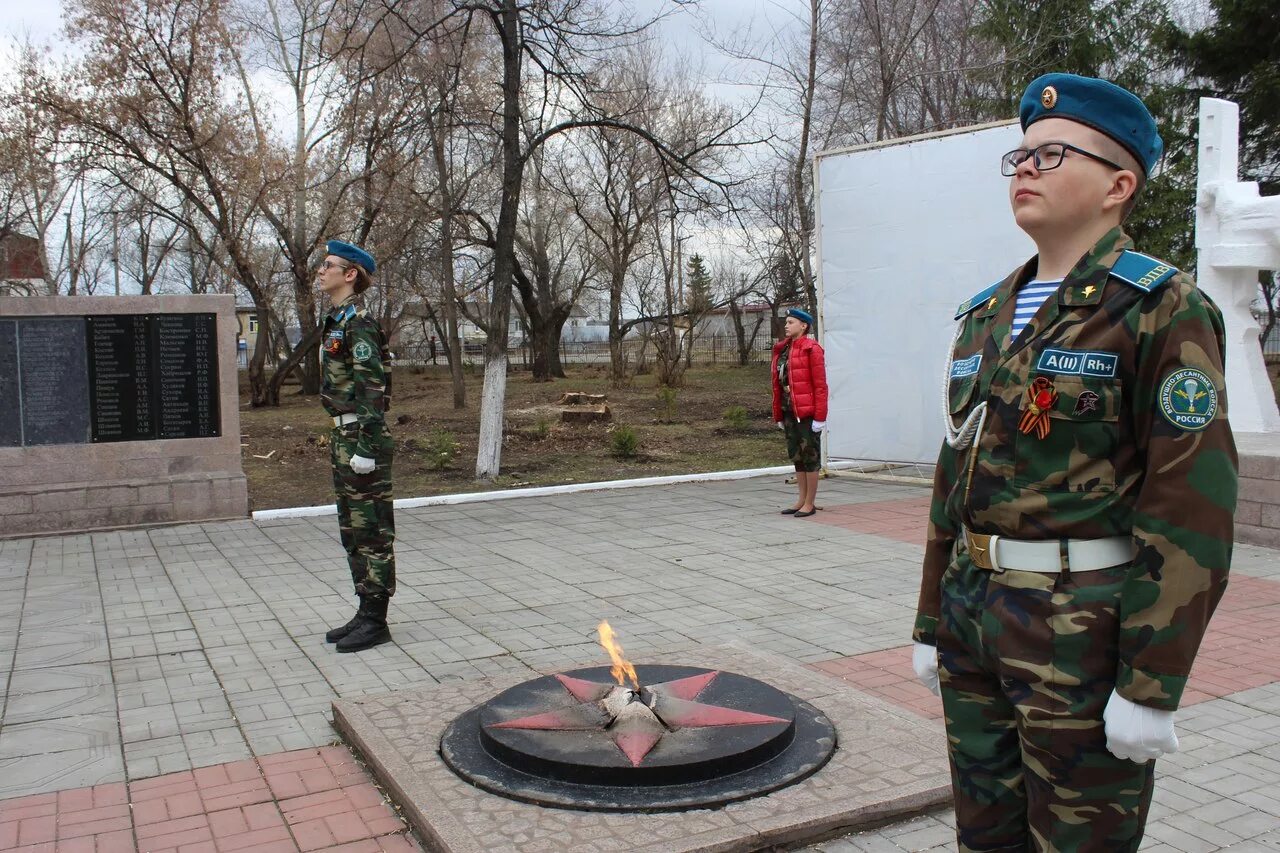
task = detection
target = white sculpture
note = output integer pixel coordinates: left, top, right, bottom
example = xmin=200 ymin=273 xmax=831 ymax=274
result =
xmin=1195 ymin=97 xmax=1280 ymax=434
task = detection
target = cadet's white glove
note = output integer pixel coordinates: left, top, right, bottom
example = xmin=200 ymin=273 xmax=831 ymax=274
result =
xmin=776 ymin=421 xmax=784 ymax=430
xmin=350 ymin=454 xmax=376 ymax=474
xmin=912 ymin=642 xmax=940 ymax=696
xmin=811 ymin=420 xmax=826 ymax=433
xmin=1104 ymin=690 xmax=1178 ymax=762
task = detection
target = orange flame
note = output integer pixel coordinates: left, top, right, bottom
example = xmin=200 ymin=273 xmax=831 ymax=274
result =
xmin=597 ymin=620 xmax=640 ymax=691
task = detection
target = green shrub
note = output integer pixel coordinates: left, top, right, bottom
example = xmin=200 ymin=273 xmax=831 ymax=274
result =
xmin=656 ymin=386 xmax=679 ymax=421
xmin=610 ymin=425 xmax=641 ymax=458
xmin=532 ymin=418 xmax=551 ymax=440
xmin=423 ymin=429 xmax=459 ymax=470
xmin=723 ymin=405 xmax=749 ymax=430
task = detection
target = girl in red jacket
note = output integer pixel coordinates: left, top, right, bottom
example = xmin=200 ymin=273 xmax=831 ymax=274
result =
xmin=771 ymin=308 xmax=828 ymax=517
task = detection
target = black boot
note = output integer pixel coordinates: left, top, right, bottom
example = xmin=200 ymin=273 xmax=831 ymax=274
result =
xmin=336 ymin=597 xmax=391 ymax=653
xmin=325 ymin=597 xmax=367 ymax=643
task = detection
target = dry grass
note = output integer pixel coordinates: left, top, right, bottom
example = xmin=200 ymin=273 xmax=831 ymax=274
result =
xmin=239 ymin=363 xmax=783 ymax=511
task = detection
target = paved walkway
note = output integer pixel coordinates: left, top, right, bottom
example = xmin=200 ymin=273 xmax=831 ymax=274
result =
xmin=0 ymin=475 xmax=1278 ymax=851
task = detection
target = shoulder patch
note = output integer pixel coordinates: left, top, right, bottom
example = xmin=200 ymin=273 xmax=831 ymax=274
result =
xmin=352 ymin=340 xmax=374 ymax=362
xmin=956 ymin=281 xmax=1002 ymax=320
xmin=1110 ymin=250 xmax=1178 ymax=293
xmin=1158 ymin=368 xmax=1218 ymax=432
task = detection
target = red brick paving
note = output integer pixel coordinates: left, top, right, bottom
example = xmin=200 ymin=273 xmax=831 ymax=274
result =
xmin=813 ymin=496 xmax=931 ymax=544
xmin=0 ymin=747 xmax=422 ymax=853
xmin=811 ymin=497 xmax=1280 ymax=716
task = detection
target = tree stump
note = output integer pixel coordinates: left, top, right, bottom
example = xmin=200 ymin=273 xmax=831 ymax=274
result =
xmin=558 ymin=392 xmax=611 ymax=423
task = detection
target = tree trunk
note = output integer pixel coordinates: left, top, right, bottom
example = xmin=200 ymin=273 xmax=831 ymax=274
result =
xmin=475 ymin=0 xmax=524 ymax=481
xmin=248 ymin=303 xmax=272 ymax=407
xmin=608 ymin=268 xmax=628 ymax=385
xmin=266 ymin=324 xmax=323 ymax=406
xmin=291 ymin=275 xmax=321 ymax=394
xmin=430 ymin=100 xmax=466 ymax=410
xmin=528 ymin=311 xmax=557 ymax=382
xmin=526 ymin=306 xmax=570 ymax=381
xmin=795 ymin=0 xmax=820 ymax=315
xmin=728 ymin=299 xmax=749 ymax=366
xmin=548 ymin=313 xmax=569 ymax=378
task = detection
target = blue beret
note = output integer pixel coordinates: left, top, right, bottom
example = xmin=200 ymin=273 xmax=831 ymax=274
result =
xmin=1019 ymin=73 xmax=1162 ymax=175
xmin=787 ymin=308 xmax=814 ymax=327
xmin=326 ymin=240 xmax=376 ymax=275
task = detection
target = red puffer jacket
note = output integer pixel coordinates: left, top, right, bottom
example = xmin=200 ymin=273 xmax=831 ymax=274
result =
xmin=771 ymin=336 xmax=828 ymax=422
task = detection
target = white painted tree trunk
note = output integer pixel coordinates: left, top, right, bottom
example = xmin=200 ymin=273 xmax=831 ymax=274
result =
xmin=475 ymin=354 xmax=509 ymax=480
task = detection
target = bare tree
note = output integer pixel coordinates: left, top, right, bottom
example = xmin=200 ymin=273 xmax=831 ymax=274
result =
xmin=354 ymin=0 xmax=738 ymax=479
xmin=0 ymin=41 xmax=86 ymax=295
xmin=52 ymin=0 xmax=291 ymax=404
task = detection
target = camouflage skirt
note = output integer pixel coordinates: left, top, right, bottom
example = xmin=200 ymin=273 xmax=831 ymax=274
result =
xmin=330 ymin=422 xmax=396 ymax=600
xmin=783 ymin=415 xmax=821 ymax=472
xmin=936 ymin=548 xmax=1154 ymax=852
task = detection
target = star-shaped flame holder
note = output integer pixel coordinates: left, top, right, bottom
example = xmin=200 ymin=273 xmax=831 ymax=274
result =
xmin=440 ymin=664 xmax=837 ymax=811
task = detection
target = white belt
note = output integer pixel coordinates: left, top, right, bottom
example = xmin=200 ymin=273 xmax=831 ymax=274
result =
xmin=964 ymin=528 xmax=1132 ymax=574
xmin=332 ymin=413 xmax=359 ymax=427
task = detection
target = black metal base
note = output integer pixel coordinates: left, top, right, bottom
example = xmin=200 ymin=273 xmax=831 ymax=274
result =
xmin=439 ymin=665 xmax=838 ymax=811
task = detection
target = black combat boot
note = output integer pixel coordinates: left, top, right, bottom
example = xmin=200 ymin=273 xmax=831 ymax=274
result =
xmin=325 ymin=597 xmax=367 ymax=643
xmin=336 ymin=597 xmax=391 ymax=653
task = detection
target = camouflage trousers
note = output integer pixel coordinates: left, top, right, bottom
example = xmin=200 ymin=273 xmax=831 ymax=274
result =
xmin=936 ymin=549 xmax=1154 ymax=852
xmin=330 ymin=423 xmax=396 ymax=600
xmin=783 ymin=414 xmax=821 ymax=472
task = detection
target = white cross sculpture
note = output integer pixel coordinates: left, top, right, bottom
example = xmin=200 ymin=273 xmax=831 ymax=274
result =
xmin=1195 ymin=97 xmax=1280 ymax=434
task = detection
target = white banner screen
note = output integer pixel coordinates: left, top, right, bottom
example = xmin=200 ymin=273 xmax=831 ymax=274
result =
xmin=817 ymin=122 xmax=1035 ymax=464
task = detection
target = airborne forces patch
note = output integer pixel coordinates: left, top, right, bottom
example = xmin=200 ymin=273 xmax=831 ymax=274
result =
xmin=1158 ymin=368 xmax=1218 ymax=431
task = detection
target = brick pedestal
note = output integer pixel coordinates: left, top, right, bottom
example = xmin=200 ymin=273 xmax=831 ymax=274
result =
xmin=1235 ymin=432 xmax=1280 ymax=548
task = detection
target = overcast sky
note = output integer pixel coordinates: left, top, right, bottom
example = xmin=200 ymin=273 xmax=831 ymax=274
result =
xmin=1 ymin=0 xmax=796 ymax=71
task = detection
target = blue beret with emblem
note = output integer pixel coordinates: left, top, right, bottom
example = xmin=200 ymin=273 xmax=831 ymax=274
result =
xmin=1019 ymin=73 xmax=1163 ymax=176
xmin=326 ymin=240 xmax=376 ymax=275
xmin=786 ymin=308 xmax=815 ymax=327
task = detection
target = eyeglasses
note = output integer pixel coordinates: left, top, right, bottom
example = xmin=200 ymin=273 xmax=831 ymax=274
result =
xmin=318 ymin=259 xmax=352 ymax=273
xmin=1000 ymin=142 xmax=1126 ymax=177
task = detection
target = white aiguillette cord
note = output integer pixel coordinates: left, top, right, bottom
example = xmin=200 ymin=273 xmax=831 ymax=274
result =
xmin=943 ymin=321 xmax=987 ymax=451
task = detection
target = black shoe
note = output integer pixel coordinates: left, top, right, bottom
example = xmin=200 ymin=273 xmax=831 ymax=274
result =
xmin=794 ymin=509 xmax=817 ymax=518
xmin=780 ymin=507 xmax=800 ymax=515
xmin=336 ymin=597 xmax=391 ymax=653
xmin=325 ymin=599 xmax=366 ymax=643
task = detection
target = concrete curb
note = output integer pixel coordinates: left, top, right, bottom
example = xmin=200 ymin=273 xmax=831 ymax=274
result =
xmin=252 ymin=460 xmax=926 ymax=521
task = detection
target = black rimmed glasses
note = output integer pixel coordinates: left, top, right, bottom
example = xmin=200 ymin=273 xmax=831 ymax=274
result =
xmin=318 ymin=259 xmax=353 ymax=273
xmin=1000 ymin=142 xmax=1127 ymax=176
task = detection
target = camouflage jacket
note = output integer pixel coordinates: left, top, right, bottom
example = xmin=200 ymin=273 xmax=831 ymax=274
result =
xmin=914 ymin=227 xmax=1238 ymax=712
xmin=321 ymin=295 xmax=391 ymax=458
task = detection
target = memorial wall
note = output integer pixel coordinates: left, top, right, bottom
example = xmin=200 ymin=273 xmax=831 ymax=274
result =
xmin=0 ymin=295 xmax=247 ymax=537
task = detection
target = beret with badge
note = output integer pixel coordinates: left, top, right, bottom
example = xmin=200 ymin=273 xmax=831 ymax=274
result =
xmin=787 ymin=308 xmax=815 ymax=327
xmin=1019 ymin=72 xmax=1163 ymax=176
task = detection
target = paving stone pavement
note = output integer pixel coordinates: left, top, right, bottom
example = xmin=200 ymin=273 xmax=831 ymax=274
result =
xmin=0 ymin=473 xmax=1278 ymax=851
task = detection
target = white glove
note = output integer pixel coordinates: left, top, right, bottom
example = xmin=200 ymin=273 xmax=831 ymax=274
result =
xmin=811 ymin=420 xmax=826 ymax=433
xmin=776 ymin=421 xmax=784 ymax=430
xmin=350 ymin=454 xmax=376 ymax=474
xmin=1103 ymin=690 xmax=1178 ymax=762
xmin=912 ymin=642 xmax=940 ymax=696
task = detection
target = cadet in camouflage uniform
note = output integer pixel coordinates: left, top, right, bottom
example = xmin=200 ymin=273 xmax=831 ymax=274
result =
xmin=317 ymin=240 xmax=396 ymax=653
xmin=911 ymin=74 xmax=1238 ymax=851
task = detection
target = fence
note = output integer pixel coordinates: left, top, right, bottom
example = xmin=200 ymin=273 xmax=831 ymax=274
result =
xmin=392 ymin=334 xmax=775 ymax=370
xmin=236 ymin=333 xmax=777 ymax=371
xmin=1263 ymin=325 xmax=1280 ymax=357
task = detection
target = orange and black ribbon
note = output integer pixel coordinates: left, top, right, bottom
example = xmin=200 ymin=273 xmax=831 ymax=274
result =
xmin=1018 ymin=377 xmax=1057 ymax=439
